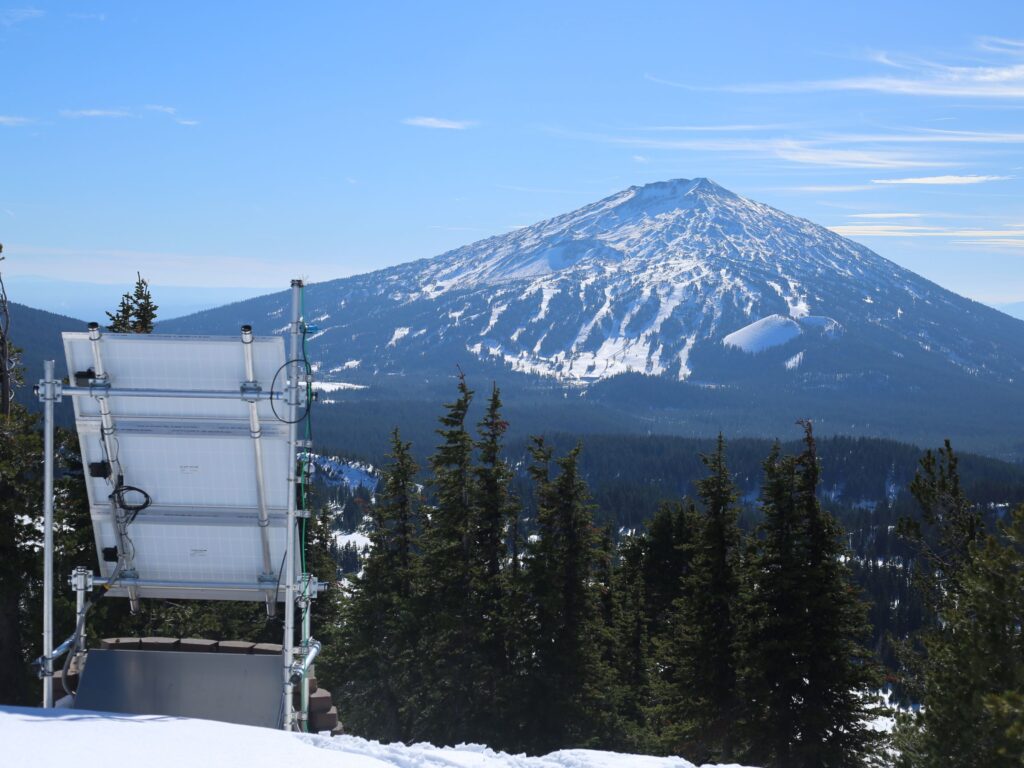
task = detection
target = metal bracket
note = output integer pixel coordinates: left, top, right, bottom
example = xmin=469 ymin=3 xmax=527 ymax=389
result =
xmin=35 ymin=378 xmax=63 ymax=404
xmin=240 ymin=381 xmax=262 ymax=403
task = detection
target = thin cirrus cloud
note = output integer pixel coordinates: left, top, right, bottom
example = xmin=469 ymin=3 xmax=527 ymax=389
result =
xmin=553 ymin=128 xmax=945 ymax=169
xmin=848 ymin=212 xmax=925 ymax=219
xmin=0 ymin=115 xmax=33 ymax=126
xmin=648 ymin=38 xmax=1024 ymax=99
xmin=830 ymin=223 xmax=1024 ymax=238
xmin=871 ymin=174 xmax=1012 ymax=185
xmin=0 ymin=8 xmax=44 ymax=26
xmin=402 ymin=116 xmax=477 ymax=130
xmin=60 ymin=108 xmax=132 ymax=118
xmin=146 ymin=105 xmax=199 ymax=126
xmin=58 ymin=105 xmax=198 ymax=125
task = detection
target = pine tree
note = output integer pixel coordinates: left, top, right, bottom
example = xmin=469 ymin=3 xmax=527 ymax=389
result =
xmin=128 ymin=272 xmax=158 ymax=333
xmin=106 ymin=273 xmax=158 ymax=333
xmin=895 ymin=506 xmax=1024 ymax=767
xmin=105 ymin=293 xmax=134 ymax=332
xmin=411 ymin=374 xmax=480 ymax=744
xmin=521 ymin=439 xmax=618 ymax=753
xmin=610 ymin=534 xmax=652 ymax=752
xmin=334 ymin=429 xmax=421 ymax=741
xmin=738 ymin=425 xmax=880 ymax=768
xmin=894 ymin=442 xmax=1024 ymax=767
xmin=651 ymin=434 xmax=743 ymax=762
xmin=466 ymin=384 xmax=519 ymax=748
xmin=0 ymin=401 xmax=42 ymax=704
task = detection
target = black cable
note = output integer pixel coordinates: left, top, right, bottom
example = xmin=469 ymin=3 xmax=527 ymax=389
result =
xmin=269 ymin=357 xmax=313 ymax=425
xmin=110 ymin=477 xmax=152 ymax=525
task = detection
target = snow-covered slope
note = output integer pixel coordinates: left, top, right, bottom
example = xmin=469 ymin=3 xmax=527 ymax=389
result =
xmin=158 ymin=177 xmax=1024 ymax=455
xmin=164 ymin=177 xmax=1024 ymax=387
xmin=0 ymin=706 xmax=755 ymax=768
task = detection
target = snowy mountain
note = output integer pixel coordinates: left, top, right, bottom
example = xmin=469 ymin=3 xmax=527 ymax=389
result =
xmin=161 ymin=178 xmax=1024 ymax=455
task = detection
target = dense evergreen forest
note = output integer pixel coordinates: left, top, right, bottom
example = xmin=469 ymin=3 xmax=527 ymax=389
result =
xmin=1 ymin=279 xmax=1021 ymax=766
xmin=314 ymin=377 xmax=1024 ymax=766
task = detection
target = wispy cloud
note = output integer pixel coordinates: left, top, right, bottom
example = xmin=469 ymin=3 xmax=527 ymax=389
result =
xmin=0 ymin=8 xmax=44 ymax=26
xmin=402 ymin=116 xmax=476 ymax=130
xmin=871 ymin=174 xmax=1012 ymax=185
xmin=650 ymin=38 xmax=1024 ymax=99
xmin=848 ymin=212 xmax=925 ymax=219
xmin=0 ymin=115 xmax=32 ymax=127
xmin=831 ymin=223 xmax=1024 ymax=238
xmin=632 ymin=155 xmax=649 ymax=164
xmin=783 ymin=184 xmax=876 ymax=193
xmin=60 ymin=108 xmax=132 ymax=118
xmin=68 ymin=12 xmax=105 ymax=21
xmin=145 ymin=105 xmax=199 ymax=126
xmin=552 ymin=128 xmax=945 ymax=169
xmin=635 ymin=122 xmax=789 ymax=132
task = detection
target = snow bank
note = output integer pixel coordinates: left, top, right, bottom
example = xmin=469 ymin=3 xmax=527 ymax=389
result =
xmin=723 ymin=314 xmax=802 ymax=353
xmin=0 ymin=705 xmax=757 ymax=768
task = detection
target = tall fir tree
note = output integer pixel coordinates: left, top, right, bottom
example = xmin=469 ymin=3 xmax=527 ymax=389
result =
xmin=106 ymin=272 xmax=158 ymax=333
xmin=522 ymin=439 xmax=618 ymax=754
xmin=894 ymin=443 xmax=1023 ymax=767
xmin=738 ymin=425 xmax=880 ymax=768
xmin=411 ymin=374 xmax=481 ymax=744
xmin=651 ymin=434 xmax=743 ymax=762
xmin=466 ymin=384 xmax=519 ymax=748
xmin=894 ymin=505 xmax=1024 ymax=768
xmin=334 ymin=429 xmax=421 ymax=741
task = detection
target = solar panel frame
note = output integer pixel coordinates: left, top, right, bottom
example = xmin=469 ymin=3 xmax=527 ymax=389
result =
xmin=62 ymin=331 xmax=293 ymax=601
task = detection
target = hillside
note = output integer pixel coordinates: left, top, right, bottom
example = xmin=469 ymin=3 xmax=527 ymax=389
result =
xmin=159 ymin=178 xmax=1024 ymax=458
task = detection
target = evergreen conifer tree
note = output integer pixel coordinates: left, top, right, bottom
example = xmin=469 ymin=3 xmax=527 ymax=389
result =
xmin=894 ymin=506 xmax=1024 ymax=768
xmin=412 ymin=374 xmax=481 ymax=744
xmin=466 ymin=384 xmax=520 ymax=748
xmin=522 ymin=439 xmax=618 ymax=753
xmin=651 ymin=434 xmax=743 ymax=762
xmin=894 ymin=444 xmax=1023 ymax=767
xmin=334 ymin=429 xmax=421 ymax=742
xmin=738 ymin=425 xmax=880 ymax=768
xmin=106 ymin=273 xmax=158 ymax=333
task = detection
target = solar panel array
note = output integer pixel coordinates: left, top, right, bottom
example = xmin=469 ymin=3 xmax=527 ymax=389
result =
xmin=63 ymin=332 xmax=291 ymax=601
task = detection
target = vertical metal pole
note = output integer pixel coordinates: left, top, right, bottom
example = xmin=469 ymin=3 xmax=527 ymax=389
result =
xmin=75 ymin=571 xmax=87 ymax=658
xmin=241 ymin=326 xmax=275 ymax=589
xmin=282 ymin=279 xmax=303 ymax=730
xmin=301 ymin=577 xmax=311 ymax=723
xmin=41 ymin=360 xmax=56 ymax=708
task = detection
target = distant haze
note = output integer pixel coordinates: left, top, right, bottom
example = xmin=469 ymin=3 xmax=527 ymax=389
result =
xmin=998 ymin=301 xmax=1024 ymax=321
xmin=4 ymin=275 xmax=271 ymax=323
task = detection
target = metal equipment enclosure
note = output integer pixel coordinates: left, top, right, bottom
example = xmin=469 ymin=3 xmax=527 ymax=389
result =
xmin=35 ymin=280 xmax=321 ymax=731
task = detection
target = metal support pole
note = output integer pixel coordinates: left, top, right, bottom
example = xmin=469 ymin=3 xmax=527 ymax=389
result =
xmin=71 ymin=568 xmax=93 ymax=644
xmin=301 ymin=577 xmax=312 ymax=724
xmin=88 ymin=323 xmax=139 ymax=611
xmin=40 ymin=360 xmax=58 ymax=708
xmin=241 ymin=325 xmax=275 ymax=615
xmin=282 ymin=279 xmax=303 ymax=730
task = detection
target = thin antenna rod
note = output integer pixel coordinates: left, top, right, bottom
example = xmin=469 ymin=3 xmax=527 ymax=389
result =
xmin=282 ymin=279 xmax=303 ymax=730
xmin=40 ymin=360 xmax=58 ymax=707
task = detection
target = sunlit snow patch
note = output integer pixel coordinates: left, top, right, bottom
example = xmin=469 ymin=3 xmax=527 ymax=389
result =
xmin=723 ymin=314 xmax=802 ymax=353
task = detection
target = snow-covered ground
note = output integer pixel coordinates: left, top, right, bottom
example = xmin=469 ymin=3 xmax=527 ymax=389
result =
xmin=0 ymin=705 xmax=755 ymax=768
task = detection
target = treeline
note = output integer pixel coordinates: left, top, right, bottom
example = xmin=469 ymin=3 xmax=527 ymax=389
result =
xmin=325 ymin=377 xmax=884 ymax=767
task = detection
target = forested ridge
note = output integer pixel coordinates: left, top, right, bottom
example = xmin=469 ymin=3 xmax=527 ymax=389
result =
xmin=1 ymin=276 xmax=1022 ymax=766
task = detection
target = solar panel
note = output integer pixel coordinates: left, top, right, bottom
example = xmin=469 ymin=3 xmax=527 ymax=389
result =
xmin=62 ymin=331 xmax=293 ymax=601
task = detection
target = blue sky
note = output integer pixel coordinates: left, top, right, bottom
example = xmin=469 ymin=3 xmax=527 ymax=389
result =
xmin=2 ymin=1 xmax=1024 ymax=318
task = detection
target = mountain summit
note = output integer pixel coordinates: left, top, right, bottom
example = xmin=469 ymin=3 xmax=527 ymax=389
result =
xmin=163 ymin=178 xmax=1024 ymax=454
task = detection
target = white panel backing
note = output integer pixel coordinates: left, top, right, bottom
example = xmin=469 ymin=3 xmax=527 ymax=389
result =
xmin=62 ymin=332 xmax=293 ymax=601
